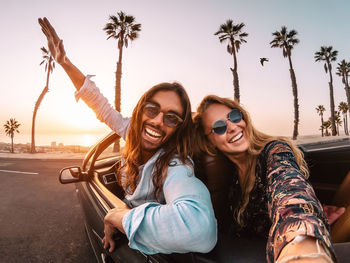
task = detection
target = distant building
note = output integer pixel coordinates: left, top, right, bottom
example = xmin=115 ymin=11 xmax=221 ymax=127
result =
xmin=51 ymin=141 xmax=56 ymax=148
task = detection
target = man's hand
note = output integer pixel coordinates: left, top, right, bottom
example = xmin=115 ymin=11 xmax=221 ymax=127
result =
xmin=102 ymin=207 xmax=131 ymax=253
xmin=38 ymin=17 xmax=67 ymax=65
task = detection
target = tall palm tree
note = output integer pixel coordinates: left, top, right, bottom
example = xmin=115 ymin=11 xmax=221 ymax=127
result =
xmin=338 ymin=101 xmax=349 ymax=135
xmin=316 ymin=105 xmax=326 ymax=137
xmin=215 ymin=19 xmax=248 ymax=102
xmin=270 ymin=26 xmax=300 ymax=140
xmin=103 ymin=11 xmax=141 ymax=152
xmin=336 ymin=59 xmax=350 ymax=120
xmin=333 ymin=111 xmax=342 ymax=136
xmin=314 ymin=46 xmax=338 ymax=136
xmin=31 ymin=47 xmax=55 ymax=153
xmin=4 ymin=118 xmax=21 ymax=153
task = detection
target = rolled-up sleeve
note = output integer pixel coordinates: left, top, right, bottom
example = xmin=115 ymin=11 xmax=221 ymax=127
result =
xmin=265 ymin=141 xmax=335 ymax=262
xmin=74 ymin=75 xmax=130 ymax=139
xmin=122 ymin=165 xmax=217 ymax=254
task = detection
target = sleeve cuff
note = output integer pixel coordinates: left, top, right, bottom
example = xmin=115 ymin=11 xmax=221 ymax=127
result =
xmin=74 ymin=74 xmax=96 ymax=102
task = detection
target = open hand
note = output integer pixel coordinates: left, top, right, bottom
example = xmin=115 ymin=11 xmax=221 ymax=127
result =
xmin=38 ymin=17 xmax=67 ymax=64
xmin=102 ymin=207 xmax=131 ymax=252
xmin=102 ymin=221 xmax=118 ymax=253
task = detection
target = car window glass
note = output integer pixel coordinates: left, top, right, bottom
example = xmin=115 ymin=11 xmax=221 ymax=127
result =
xmin=95 ymin=138 xmax=125 ymax=163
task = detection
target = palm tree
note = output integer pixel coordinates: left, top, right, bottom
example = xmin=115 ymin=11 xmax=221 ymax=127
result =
xmin=270 ymin=26 xmax=300 ymax=140
xmin=215 ymin=19 xmax=248 ymax=102
xmin=31 ymin=47 xmax=55 ymax=153
xmin=322 ymin=120 xmax=331 ymax=136
xmin=314 ymin=46 xmax=338 ymax=136
xmin=316 ymin=105 xmax=326 ymax=137
xmin=4 ymin=118 xmax=21 ymax=153
xmin=103 ymin=11 xmax=141 ymax=152
xmin=338 ymin=101 xmax=349 ymax=135
xmin=336 ymin=60 xmax=350 ymax=121
xmin=333 ymin=111 xmax=342 ymax=136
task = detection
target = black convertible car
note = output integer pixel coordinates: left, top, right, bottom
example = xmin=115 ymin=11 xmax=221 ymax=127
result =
xmin=60 ymin=132 xmax=350 ymax=262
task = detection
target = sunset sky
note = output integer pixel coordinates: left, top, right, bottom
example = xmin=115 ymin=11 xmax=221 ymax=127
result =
xmin=1 ymin=0 xmax=350 ymax=145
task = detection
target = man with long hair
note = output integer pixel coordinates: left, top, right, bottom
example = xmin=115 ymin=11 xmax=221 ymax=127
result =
xmin=38 ymin=17 xmax=217 ymax=254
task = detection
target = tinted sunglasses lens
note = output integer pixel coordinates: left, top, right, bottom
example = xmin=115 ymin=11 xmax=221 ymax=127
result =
xmin=144 ymin=104 xmax=159 ymax=118
xmin=164 ymin=114 xmax=180 ymax=127
xmin=212 ymin=120 xmax=227 ymax=135
xmin=144 ymin=103 xmax=182 ymax=127
xmin=228 ymin=109 xmax=242 ymax=123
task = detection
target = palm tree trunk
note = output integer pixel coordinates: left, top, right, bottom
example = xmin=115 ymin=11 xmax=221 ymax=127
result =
xmin=288 ymin=55 xmax=299 ymax=140
xmin=11 ymin=135 xmax=14 ymax=153
xmin=321 ymin=115 xmax=324 ymax=137
xmin=286 ymin=50 xmax=299 ymax=140
xmin=31 ymin=108 xmax=37 ymax=153
xmin=345 ymin=82 xmax=350 ymax=133
xmin=115 ymin=46 xmax=123 ymax=112
xmin=31 ymin=62 xmax=51 ymax=153
xmin=337 ymin=124 xmax=339 ymax=135
xmin=327 ymin=62 xmax=337 ymax=136
xmin=231 ymin=43 xmax=240 ymax=102
xmin=343 ymin=115 xmax=347 ymax=135
xmin=113 ymin=42 xmax=124 ymax=153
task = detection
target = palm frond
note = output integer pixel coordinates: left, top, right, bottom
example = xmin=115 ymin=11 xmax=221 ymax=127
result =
xmin=125 ymin=15 xmax=135 ymax=24
xmin=104 ymin=11 xmax=141 ymax=49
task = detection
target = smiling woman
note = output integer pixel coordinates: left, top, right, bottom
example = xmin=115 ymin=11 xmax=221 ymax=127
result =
xmin=193 ymin=95 xmax=337 ymax=262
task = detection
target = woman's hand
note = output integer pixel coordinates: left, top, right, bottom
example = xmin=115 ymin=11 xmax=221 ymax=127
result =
xmin=38 ymin=17 xmax=67 ymax=65
xmin=322 ymin=205 xmax=346 ymax=225
xmin=102 ymin=207 xmax=131 ymax=253
xmin=277 ymin=236 xmax=333 ymax=263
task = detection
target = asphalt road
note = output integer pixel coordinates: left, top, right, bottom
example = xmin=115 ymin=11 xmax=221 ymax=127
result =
xmin=0 ymin=158 xmax=97 ymax=263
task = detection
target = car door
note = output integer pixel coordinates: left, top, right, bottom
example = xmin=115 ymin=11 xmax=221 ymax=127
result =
xmin=77 ymin=133 xmax=149 ymax=263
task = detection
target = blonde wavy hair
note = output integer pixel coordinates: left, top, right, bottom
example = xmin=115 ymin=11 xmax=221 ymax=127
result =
xmin=193 ymin=95 xmax=309 ymax=226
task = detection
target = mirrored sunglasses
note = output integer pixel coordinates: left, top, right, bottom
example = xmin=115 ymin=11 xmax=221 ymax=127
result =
xmin=143 ymin=102 xmax=183 ymax=127
xmin=209 ymin=108 xmax=243 ymax=135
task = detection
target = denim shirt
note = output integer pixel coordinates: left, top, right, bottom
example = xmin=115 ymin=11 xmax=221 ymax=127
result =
xmin=75 ymin=75 xmax=217 ymax=254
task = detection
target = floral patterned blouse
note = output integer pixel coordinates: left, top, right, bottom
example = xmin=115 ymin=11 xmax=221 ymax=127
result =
xmin=228 ymin=140 xmax=336 ymax=262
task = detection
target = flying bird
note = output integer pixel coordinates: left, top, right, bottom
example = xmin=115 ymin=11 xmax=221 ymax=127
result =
xmin=260 ymin=58 xmax=269 ymax=66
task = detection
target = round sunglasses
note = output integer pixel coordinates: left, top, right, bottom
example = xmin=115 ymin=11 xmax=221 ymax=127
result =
xmin=143 ymin=102 xmax=183 ymax=127
xmin=209 ymin=108 xmax=243 ymax=135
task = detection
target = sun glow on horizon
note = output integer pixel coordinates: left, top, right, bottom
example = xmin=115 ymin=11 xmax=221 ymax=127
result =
xmin=82 ymin=133 xmax=94 ymax=147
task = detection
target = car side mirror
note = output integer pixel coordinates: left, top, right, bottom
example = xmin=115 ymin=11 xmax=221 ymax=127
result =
xmin=59 ymin=166 xmax=87 ymax=184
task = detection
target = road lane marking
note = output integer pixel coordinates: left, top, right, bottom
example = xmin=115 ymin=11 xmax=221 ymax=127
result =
xmin=0 ymin=169 xmax=39 ymax=175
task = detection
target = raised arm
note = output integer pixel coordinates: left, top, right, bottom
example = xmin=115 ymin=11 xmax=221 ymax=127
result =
xmin=38 ymin=17 xmax=130 ymax=138
xmin=38 ymin=17 xmax=85 ymax=91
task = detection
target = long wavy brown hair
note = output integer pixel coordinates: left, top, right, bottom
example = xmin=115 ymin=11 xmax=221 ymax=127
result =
xmin=193 ymin=95 xmax=309 ymax=226
xmin=118 ymin=82 xmax=193 ymax=201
